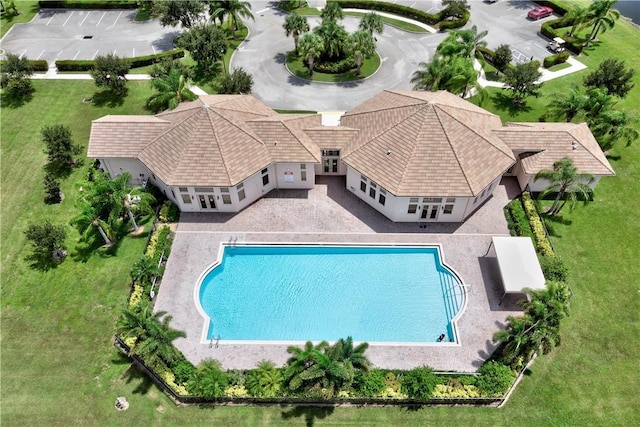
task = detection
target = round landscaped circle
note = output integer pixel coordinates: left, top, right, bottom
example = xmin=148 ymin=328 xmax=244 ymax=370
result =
xmin=285 ymin=51 xmax=381 ymax=83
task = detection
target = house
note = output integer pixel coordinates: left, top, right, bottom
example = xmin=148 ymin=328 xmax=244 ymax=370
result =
xmin=87 ymin=90 xmax=614 ymax=223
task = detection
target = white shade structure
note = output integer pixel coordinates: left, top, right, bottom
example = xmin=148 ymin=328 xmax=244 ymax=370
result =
xmin=490 ymin=237 xmax=546 ymax=304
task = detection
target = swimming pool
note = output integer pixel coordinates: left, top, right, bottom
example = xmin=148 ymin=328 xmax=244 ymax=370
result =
xmin=196 ymin=244 xmax=466 ymax=345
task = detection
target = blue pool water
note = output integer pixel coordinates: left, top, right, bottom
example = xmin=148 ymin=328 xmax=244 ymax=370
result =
xmin=198 ymin=245 xmax=465 ymax=343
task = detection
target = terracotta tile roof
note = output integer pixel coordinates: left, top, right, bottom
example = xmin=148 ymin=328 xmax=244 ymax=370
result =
xmin=138 ymin=99 xmax=273 ymax=187
xmin=248 ymin=114 xmax=322 ymax=163
xmin=341 ymin=90 xmax=515 ymax=197
xmin=87 ymin=116 xmax=170 ymax=158
xmin=494 ymin=122 xmax=615 ymax=176
xmin=304 ymin=126 xmax=360 ymax=150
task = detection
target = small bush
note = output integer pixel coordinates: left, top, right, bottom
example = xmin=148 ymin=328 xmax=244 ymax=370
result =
xmin=543 ymin=51 xmax=570 ymax=68
xmin=313 ymin=57 xmax=357 ymax=74
xmin=432 ymin=384 xmax=481 ymax=398
xmin=354 ymin=369 xmax=386 ymax=397
xmin=522 ymin=192 xmax=554 ymax=257
xmin=505 ymin=199 xmax=533 ymax=238
xmin=43 ymin=174 xmax=62 ymax=204
xmin=540 ymin=255 xmax=568 ymax=282
xmin=146 ymin=226 xmax=171 ymax=262
xmin=128 ymin=283 xmax=144 ymax=308
xmin=438 ymin=9 xmax=470 ymax=31
xmin=55 ymin=49 xmax=184 ymax=71
xmin=401 ymin=366 xmax=439 ymax=399
xmin=159 ymin=200 xmax=179 ymax=223
xmin=172 ymin=359 xmax=196 ymax=384
xmin=1 ymin=59 xmax=48 ymax=72
xmin=224 ymin=385 xmax=249 ymax=397
xmin=476 ymin=361 xmax=516 ymax=397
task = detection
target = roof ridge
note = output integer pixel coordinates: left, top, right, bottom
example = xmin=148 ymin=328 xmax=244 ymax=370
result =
xmin=205 ymin=108 xmax=233 ymax=186
xmin=432 ymin=106 xmax=474 ymax=195
xmin=397 ymin=107 xmax=430 ymax=191
xmin=569 ymin=123 xmax=616 ymax=174
xmin=282 ymin=120 xmax=321 ymax=163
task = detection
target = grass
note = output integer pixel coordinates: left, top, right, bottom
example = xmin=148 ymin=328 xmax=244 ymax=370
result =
xmin=546 ymin=61 xmax=572 ymax=71
xmin=0 ymin=0 xmax=39 ymax=38
xmin=294 ymin=7 xmax=428 ymax=32
xmin=1 ymin=14 xmax=639 ymax=427
xmin=286 ymin=51 xmax=381 ymax=83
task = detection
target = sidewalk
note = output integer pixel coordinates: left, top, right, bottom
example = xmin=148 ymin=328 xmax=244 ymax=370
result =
xmin=475 ymin=56 xmax=588 ymax=89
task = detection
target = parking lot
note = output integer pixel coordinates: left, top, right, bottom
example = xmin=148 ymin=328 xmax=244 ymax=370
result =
xmin=0 ymin=9 xmax=180 ymax=64
xmin=395 ymin=0 xmax=559 ymax=63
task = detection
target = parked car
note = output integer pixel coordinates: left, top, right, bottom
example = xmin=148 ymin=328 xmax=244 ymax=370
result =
xmin=528 ymin=6 xmax=554 ymax=20
xmin=547 ymin=37 xmax=566 ymax=53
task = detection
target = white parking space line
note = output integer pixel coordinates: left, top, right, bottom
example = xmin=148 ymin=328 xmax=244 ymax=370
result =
xmin=36 ymin=50 xmax=45 ymax=59
xmin=152 ymin=45 xmax=157 ymax=54
xmin=113 ymin=49 xmax=117 ymax=55
xmin=132 ymin=48 xmax=135 ymax=57
xmin=79 ymin=12 xmax=91 ymax=26
xmin=62 ymin=11 xmax=74 ymax=26
xmin=73 ymin=50 xmax=81 ymax=60
xmin=55 ymin=50 xmax=63 ymax=59
xmin=92 ymin=50 xmax=99 ymax=59
xmin=19 ymin=49 xmax=27 ymax=58
xmin=256 ymin=7 xmax=270 ymax=14
xmin=111 ymin=11 xmax=123 ymax=27
xmin=46 ymin=15 xmax=55 ymax=26
xmin=96 ymin=12 xmax=106 ymax=27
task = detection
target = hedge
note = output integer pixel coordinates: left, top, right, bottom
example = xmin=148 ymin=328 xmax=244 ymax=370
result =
xmin=543 ymin=51 xmax=570 ymax=68
xmin=330 ymin=0 xmax=440 ymax=25
xmin=0 ymin=59 xmax=48 ymax=72
xmin=532 ymin=0 xmax=569 ymax=16
xmin=541 ymin=19 xmax=584 ymax=54
xmin=438 ymin=10 xmax=470 ymax=31
xmin=39 ymin=0 xmax=137 ymax=9
xmin=521 ymin=192 xmax=554 ymax=257
xmin=55 ymin=49 xmax=185 ymax=71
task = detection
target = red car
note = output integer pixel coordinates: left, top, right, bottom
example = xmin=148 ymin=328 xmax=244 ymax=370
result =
xmin=528 ymin=6 xmax=554 ymax=20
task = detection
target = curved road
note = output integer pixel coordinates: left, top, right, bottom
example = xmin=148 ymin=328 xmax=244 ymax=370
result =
xmin=231 ymin=3 xmax=447 ymax=111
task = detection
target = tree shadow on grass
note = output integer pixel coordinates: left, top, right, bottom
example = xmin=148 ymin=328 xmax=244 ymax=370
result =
xmin=91 ymin=88 xmax=127 ymax=108
xmin=0 ymin=89 xmax=34 ymax=109
xmin=24 ymin=252 xmax=65 ymax=272
xmin=122 ymin=363 xmax=155 ymax=395
xmin=490 ymin=91 xmax=533 ymax=117
xmin=281 ymin=406 xmax=335 ymax=427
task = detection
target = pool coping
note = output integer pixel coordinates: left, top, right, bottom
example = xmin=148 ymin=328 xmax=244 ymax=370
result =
xmin=192 ymin=242 xmax=469 ymax=348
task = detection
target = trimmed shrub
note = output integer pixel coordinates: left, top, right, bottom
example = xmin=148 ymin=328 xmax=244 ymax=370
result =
xmin=543 ymin=51 xmax=570 ymax=68
xmin=401 ymin=366 xmax=439 ymax=399
xmin=476 ymin=45 xmax=495 ymax=63
xmin=332 ymin=0 xmax=440 ymax=25
xmin=522 ymin=192 xmax=554 ymax=257
xmin=172 ymin=359 xmax=196 ymax=384
xmin=224 ymin=385 xmax=249 ymax=397
xmin=540 ymin=255 xmax=568 ymax=282
xmin=1 ymin=59 xmax=48 ymax=72
xmin=541 ymin=19 xmax=584 ymax=54
xmin=128 ymin=283 xmax=144 ymax=309
xmin=438 ymin=10 xmax=470 ymax=31
xmin=145 ymin=226 xmax=171 ymax=262
xmin=476 ymin=361 xmax=515 ymax=397
xmin=314 ymin=57 xmax=357 ymax=74
xmin=56 ymin=49 xmax=185 ymax=72
xmin=505 ymin=199 xmax=533 ymax=238
xmin=532 ymin=0 xmax=569 ymax=16
xmin=432 ymin=384 xmax=480 ymax=398
xmin=354 ymin=369 xmax=386 ymax=397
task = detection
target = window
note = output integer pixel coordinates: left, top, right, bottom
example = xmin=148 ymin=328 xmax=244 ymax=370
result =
xmin=360 ymin=176 xmax=367 ymax=192
xmin=378 ymin=188 xmax=386 ymax=206
xmin=473 ymin=195 xmax=480 ymax=205
xmin=301 ymin=171 xmax=307 ymax=181
xmin=222 ymin=194 xmax=232 ymax=204
xmin=181 ymin=194 xmax=191 ymax=204
xmin=179 ymin=187 xmax=188 ymax=192
xmin=300 ymin=164 xmax=306 ymax=169
xmin=195 ymin=187 xmax=214 ymax=193
xmin=262 ymin=168 xmax=269 ymax=186
xmin=369 ymin=182 xmax=377 ymax=199
xmin=237 ymin=183 xmax=246 ymax=201
xmin=423 ymin=197 xmax=442 ymax=203
xmin=408 ymin=204 xmax=418 ymax=214
xmin=443 ymin=204 xmax=454 ymax=214
xmin=261 ymin=168 xmax=268 ymax=174
xmin=409 ymin=197 xmax=419 ymax=203
xmin=446 ymin=197 xmax=456 ymax=203
xmin=322 ymin=149 xmax=340 ymax=156
xmin=221 ymin=187 xmax=229 ymax=193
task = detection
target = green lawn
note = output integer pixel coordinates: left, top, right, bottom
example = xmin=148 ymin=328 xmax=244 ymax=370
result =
xmin=1 ymin=15 xmax=639 ymax=427
xmin=286 ymin=51 xmax=381 ymax=83
xmin=0 ymin=1 xmax=39 ymax=38
xmin=295 ymin=7 xmax=428 ymax=32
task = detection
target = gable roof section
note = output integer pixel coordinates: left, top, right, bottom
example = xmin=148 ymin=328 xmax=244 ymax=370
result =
xmin=494 ymin=122 xmax=615 ymax=176
xmin=88 ymin=115 xmax=170 ymax=158
xmin=341 ymin=90 xmax=515 ymax=197
xmin=138 ymin=98 xmax=273 ymax=187
xmin=248 ymin=114 xmax=322 ymax=163
xmin=304 ymin=126 xmax=360 ymax=151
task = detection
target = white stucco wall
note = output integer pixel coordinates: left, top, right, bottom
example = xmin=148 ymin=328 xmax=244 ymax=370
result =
xmin=99 ymin=158 xmax=150 ymax=185
xmin=275 ymin=163 xmax=316 ymax=189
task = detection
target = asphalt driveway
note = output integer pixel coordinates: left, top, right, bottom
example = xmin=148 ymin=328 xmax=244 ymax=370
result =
xmin=0 ymin=8 xmax=179 ymax=63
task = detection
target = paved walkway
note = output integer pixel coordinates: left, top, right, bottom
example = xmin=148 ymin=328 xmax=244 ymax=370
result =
xmin=154 ymin=177 xmax=524 ymax=372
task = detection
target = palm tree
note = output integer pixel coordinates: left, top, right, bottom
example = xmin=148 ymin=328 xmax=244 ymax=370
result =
xmin=315 ymin=21 xmax=348 ymax=60
xmin=437 ymin=25 xmax=487 ymax=59
xmin=320 ymin=2 xmax=343 ymax=23
xmin=534 ymin=157 xmax=595 ymax=215
xmin=284 ymin=340 xmax=325 ymax=392
xmin=411 ymin=57 xmax=450 ymax=91
xmin=283 ymin=14 xmax=310 ymax=55
xmin=564 ymin=5 xmax=590 ymax=37
xmin=224 ymin=0 xmax=254 ymax=39
xmin=146 ymin=68 xmax=197 ymax=113
xmin=348 ymin=30 xmax=375 ymax=76
xmin=130 ymin=255 xmax=160 ymax=285
xmin=493 ymin=314 xmax=536 ymax=370
xmin=117 ymin=304 xmax=186 ymax=366
xmin=329 ymin=336 xmax=371 ymax=376
xmin=107 ymin=172 xmax=156 ymax=232
xmin=547 ymin=85 xmax=587 ymax=122
xmin=70 ymin=199 xmax=114 ymax=246
xmin=298 ymin=32 xmax=324 ymax=76
xmin=245 ymin=360 xmax=283 ymax=397
xmin=590 ymin=108 xmax=639 ymax=148
xmin=188 ymin=358 xmax=229 ymax=398
xmin=586 ymin=0 xmax=620 ymax=45
xmin=359 ymin=12 xmax=384 ymax=37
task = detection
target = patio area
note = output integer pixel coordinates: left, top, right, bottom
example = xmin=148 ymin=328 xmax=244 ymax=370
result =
xmin=154 ymin=177 xmax=525 ymax=372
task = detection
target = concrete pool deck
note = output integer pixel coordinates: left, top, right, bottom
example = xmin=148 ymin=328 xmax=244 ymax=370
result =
xmin=154 ymin=176 xmax=524 ymax=372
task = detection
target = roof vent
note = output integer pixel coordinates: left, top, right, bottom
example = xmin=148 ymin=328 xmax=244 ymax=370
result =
xmin=386 ymin=149 xmax=392 ymax=155
xmin=572 ymin=140 xmax=578 ymax=150
xmin=201 ymin=103 xmax=209 ymax=110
